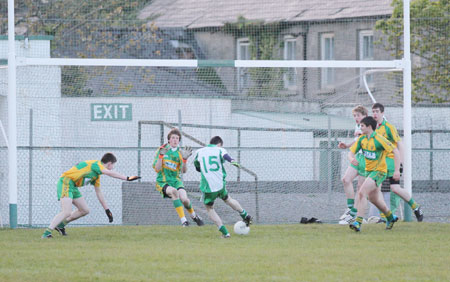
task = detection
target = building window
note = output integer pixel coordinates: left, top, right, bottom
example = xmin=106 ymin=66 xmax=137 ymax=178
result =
xmin=237 ymin=38 xmax=250 ymax=91
xmin=320 ymin=33 xmax=334 ymax=88
xmin=284 ymin=37 xmax=297 ymax=88
xmin=359 ymin=30 xmax=374 ymax=85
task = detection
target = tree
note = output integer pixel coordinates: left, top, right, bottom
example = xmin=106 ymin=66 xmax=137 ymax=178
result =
xmin=375 ymin=0 xmax=449 ymax=103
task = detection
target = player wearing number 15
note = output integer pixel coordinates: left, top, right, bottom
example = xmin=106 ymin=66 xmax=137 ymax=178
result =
xmin=193 ymin=136 xmax=252 ymax=238
xmin=42 ymin=153 xmax=140 ymax=238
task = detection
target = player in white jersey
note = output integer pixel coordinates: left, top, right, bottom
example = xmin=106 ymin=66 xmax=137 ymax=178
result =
xmin=337 ymin=105 xmax=368 ymax=224
xmin=193 ymin=136 xmax=252 ymax=238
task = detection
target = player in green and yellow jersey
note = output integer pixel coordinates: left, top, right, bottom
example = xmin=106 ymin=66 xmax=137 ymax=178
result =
xmin=348 ymin=116 xmax=400 ymax=232
xmin=153 ymin=128 xmax=204 ymax=227
xmin=372 ymin=103 xmax=424 ymax=222
xmin=42 ymin=153 xmax=140 ymax=238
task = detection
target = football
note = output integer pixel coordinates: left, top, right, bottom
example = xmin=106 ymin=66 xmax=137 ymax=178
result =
xmin=234 ymin=221 xmax=250 ymax=235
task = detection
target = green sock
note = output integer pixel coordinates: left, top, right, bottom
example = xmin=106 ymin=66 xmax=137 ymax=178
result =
xmin=350 ymin=208 xmax=357 ymax=218
xmin=240 ymin=209 xmax=248 ymax=220
xmin=219 ymin=225 xmax=229 ymax=236
xmin=385 ymin=211 xmax=394 ymax=221
xmin=57 ymin=219 xmax=68 ymax=229
xmin=356 ymin=216 xmax=363 ymax=224
xmin=408 ymin=198 xmax=418 ymax=210
xmin=347 ymin=199 xmax=354 ymax=209
xmin=43 ymin=228 xmax=52 ymax=235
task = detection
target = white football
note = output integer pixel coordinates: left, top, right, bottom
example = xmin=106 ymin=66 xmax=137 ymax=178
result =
xmin=234 ymin=221 xmax=250 ymax=235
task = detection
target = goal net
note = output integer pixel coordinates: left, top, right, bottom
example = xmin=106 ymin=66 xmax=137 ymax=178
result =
xmin=1 ymin=0 xmax=449 ymax=226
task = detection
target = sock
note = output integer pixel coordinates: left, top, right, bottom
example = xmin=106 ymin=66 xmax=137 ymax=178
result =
xmin=356 ymin=216 xmax=363 ymax=224
xmin=173 ymin=199 xmax=186 ymax=220
xmin=57 ymin=219 xmax=68 ymax=229
xmin=408 ymin=198 xmax=418 ymax=210
xmin=349 ymin=208 xmax=357 ymax=218
xmin=385 ymin=211 xmax=394 ymax=221
xmin=347 ymin=199 xmax=355 ymax=209
xmin=380 ymin=212 xmax=387 ymax=220
xmin=43 ymin=228 xmax=52 ymax=235
xmin=240 ymin=209 xmax=248 ymax=220
xmin=186 ymin=203 xmax=196 ymax=217
xmin=390 ymin=192 xmax=401 ymax=214
xmin=219 ymin=225 xmax=229 ymax=236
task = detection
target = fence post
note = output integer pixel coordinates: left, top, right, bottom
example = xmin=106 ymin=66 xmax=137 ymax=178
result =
xmin=28 ymin=109 xmax=33 ymax=227
xmin=137 ymin=121 xmax=141 ymax=179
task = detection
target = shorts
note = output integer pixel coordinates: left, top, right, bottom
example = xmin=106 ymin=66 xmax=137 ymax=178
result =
xmin=202 ymin=188 xmax=229 ymax=206
xmin=57 ymin=177 xmax=82 ymax=200
xmin=350 ymin=153 xmax=366 ymax=176
xmin=386 ymin=157 xmax=401 ymax=184
xmin=366 ymin=171 xmax=387 ymax=187
xmin=156 ymin=181 xmax=185 ymax=198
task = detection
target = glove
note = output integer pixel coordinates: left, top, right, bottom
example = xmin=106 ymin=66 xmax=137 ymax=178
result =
xmin=105 ymin=209 xmax=113 ymax=223
xmin=181 ymin=146 xmax=193 ymax=160
xmin=159 ymin=144 xmax=169 ymax=157
xmin=231 ymin=161 xmax=241 ymax=168
xmin=127 ymin=176 xmax=141 ymax=181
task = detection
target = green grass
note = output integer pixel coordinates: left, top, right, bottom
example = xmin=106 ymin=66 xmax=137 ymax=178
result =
xmin=1 ymin=223 xmax=450 ymax=282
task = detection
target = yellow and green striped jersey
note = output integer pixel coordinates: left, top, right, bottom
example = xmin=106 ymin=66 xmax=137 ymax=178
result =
xmin=60 ymin=160 xmax=104 ymax=187
xmin=153 ymin=145 xmax=184 ymax=184
xmin=376 ymin=119 xmax=401 ymax=159
xmin=350 ymin=132 xmax=395 ymax=173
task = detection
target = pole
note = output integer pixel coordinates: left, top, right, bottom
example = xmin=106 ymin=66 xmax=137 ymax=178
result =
xmin=8 ymin=0 xmax=18 ymax=229
xmin=403 ymin=0 xmax=413 ymax=222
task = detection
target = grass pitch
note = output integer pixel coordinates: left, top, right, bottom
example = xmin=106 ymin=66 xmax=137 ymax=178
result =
xmin=1 ymin=223 xmax=449 ymax=282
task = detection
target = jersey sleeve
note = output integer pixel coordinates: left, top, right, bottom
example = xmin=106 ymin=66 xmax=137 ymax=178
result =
xmin=93 ymin=176 xmax=101 ymax=187
xmin=91 ymin=161 xmax=104 ymax=175
xmin=349 ymin=136 xmax=362 ymax=154
xmin=386 ymin=123 xmax=401 ymax=143
xmin=375 ymin=134 xmax=394 ymax=153
xmin=219 ymin=148 xmax=228 ymax=163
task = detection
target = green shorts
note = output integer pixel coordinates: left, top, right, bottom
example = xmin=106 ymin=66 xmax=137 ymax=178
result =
xmin=366 ymin=171 xmax=387 ymax=187
xmin=350 ymin=153 xmax=366 ymax=176
xmin=156 ymin=180 xmax=184 ymax=198
xmin=386 ymin=157 xmax=395 ymax=178
xmin=202 ymin=188 xmax=229 ymax=206
xmin=57 ymin=177 xmax=82 ymax=200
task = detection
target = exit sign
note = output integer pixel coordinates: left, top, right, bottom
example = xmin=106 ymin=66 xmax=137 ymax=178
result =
xmin=91 ymin=103 xmax=132 ymax=121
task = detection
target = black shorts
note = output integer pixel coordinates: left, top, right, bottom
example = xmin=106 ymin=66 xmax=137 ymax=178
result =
xmin=162 ymin=184 xmax=185 ymax=198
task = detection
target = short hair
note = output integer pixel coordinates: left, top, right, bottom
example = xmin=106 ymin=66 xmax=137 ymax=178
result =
xmin=372 ymin=103 xmax=385 ymax=113
xmin=360 ymin=116 xmax=377 ymax=131
xmin=210 ymin=136 xmax=223 ymax=145
xmin=352 ymin=105 xmax=368 ymax=116
xmin=167 ymin=128 xmax=182 ymax=141
xmin=101 ymin=153 xmax=117 ymax=164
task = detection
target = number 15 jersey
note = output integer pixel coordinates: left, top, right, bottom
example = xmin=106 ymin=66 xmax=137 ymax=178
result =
xmin=194 ymin=144 xmax=228 ymax=193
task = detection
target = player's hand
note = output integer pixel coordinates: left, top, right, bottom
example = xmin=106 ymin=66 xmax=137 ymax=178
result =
xmin=159 ymin=144 xmax=169 ymax=157
xmin=181 ymin=146 xmax=193 ymax=160
xmin=127 ymin=176 xmax=141 ymax=181
xmin=338 ymin=142 xmax=347 ymax=149
xmin=231 ymin=161 xmax=241 ymax=168
xmin=350 ymin=158 xmax=359 ymax=166
xmin=105 ymin=209 xmax=113 ymax=223
xmin=393 ymin=170 xmax=401 ymax=181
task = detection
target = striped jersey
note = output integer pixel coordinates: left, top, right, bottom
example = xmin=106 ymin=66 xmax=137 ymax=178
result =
xmin=350 ymin=132 xmax=395 ymax=173
xmin=153 ymin=144 xmax=184 ymax=184
xmin=193 ymin=145 xmax=228 ymax=193
xmin=60 ymin=160 xmax=105 ymax=187
xmin=376 ymin=119 xmax=401 ymax=159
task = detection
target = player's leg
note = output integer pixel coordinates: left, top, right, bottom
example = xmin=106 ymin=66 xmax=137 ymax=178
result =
xmin=163 ymin=185 xmax=188 ymax=226
xmin=368 ymin=188 xmax=398 ymax=229
xmin=390 ymin=183 xmax=423 ymax=221
xmin=204 ymin=192 xmax=229 ymax=238
xmin=350 ymin=178 xmax=371 ymax=231
xmin=340 ymin=166 xmax=358 ymax=220
xmin=178 ymin=188 xmax=204 ymax=226
xmin=222 ymin=192 xmax=252 ymax=226
xmin=55 ymin=195 xmax=89 ymax=236
xmin=42 ymin=197 xmax=73 ymax=238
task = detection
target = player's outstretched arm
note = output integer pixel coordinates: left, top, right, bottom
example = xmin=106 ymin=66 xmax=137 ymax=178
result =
xmin=392 ymin=148 xmax=401 ymax=181
xmin=348 ymin=151 xmax=358 ymax=166
xmin=154 ymin=144 xmax=169 ymax=172
xmin=101 ymin=168 xmax=141 ymax=181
